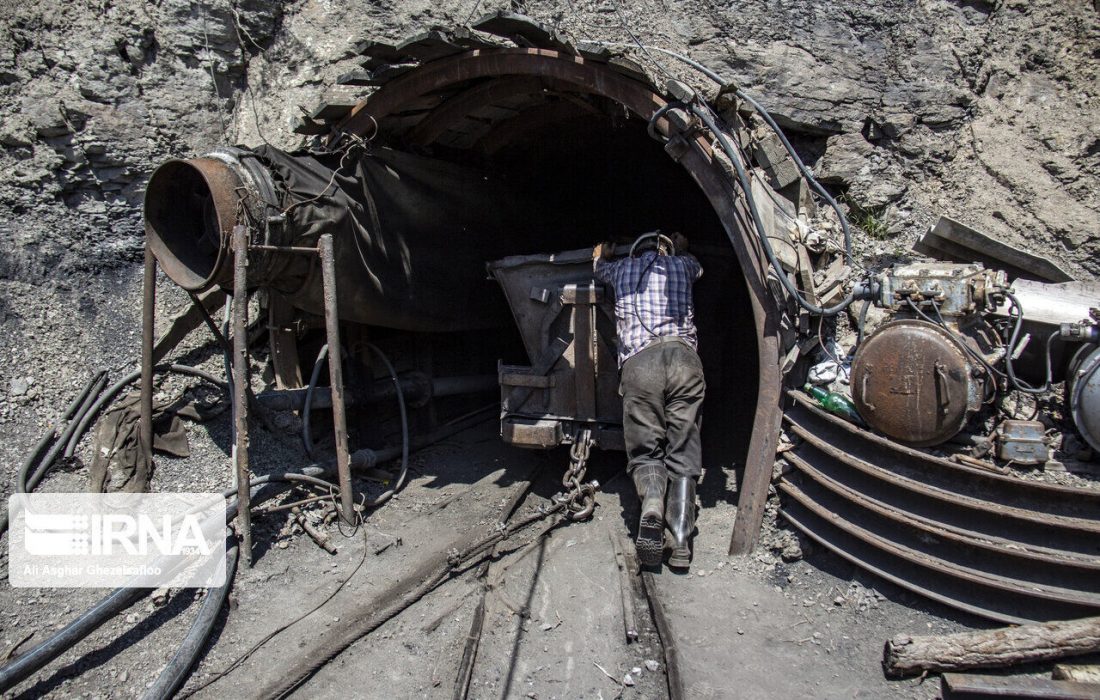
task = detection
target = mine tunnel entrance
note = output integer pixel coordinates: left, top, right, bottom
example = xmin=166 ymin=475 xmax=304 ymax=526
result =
xmin=373 ymin=93 xmax=760 ymax=472
xmin=144 ymin=54 xmax=763 ymax=479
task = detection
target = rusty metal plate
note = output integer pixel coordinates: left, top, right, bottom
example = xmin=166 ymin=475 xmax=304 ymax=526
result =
xmin=851 ymin=319 xmax=977 ymax=447
xmin=780 ymin=391 xmax=1100 ymax=623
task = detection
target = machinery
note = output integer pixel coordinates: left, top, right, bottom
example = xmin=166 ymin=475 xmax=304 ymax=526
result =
xmin=1066 ymin=318 xmax=1100 ymax=453
xmin=851 ymin=263 xmax=1005 ymax=446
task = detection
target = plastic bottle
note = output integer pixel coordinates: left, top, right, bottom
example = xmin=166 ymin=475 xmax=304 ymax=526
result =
xmin=803 ymin=383 xmax=862 ymax=424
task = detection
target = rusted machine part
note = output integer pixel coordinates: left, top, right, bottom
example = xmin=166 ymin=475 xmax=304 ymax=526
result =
xmin=144 ymin=149 xmax=283 ymax=292
xmin=995 ymin=419 xmax=1049 ymax=465
xmin=778 ymin=390 xmax=1100 ymax=623
xmin=1068 ymin=344 xmax=1100 ymax=453
xmin=144 ymin=143 xmax=518 ymax=332
xmin=851 ymin=319 xmax=985 ymax=447
xmin=318 ymin=233 xmax=355 ymax=526
xmin=140 ymin=246 xmax=156 ymax=478
xmin=231 ymin=225 xmax=253 ymax=566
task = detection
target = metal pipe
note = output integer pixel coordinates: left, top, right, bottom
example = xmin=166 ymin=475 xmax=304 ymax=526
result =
xmin=231 ymin=224 xmax=253 ymax=566
xmin=319 ymin=233 xmax=355 ymax=525
xmin=257 ymin=373 xmax=497 ymax=412
xmin=140 ymin=245 xmax=155 ymax=484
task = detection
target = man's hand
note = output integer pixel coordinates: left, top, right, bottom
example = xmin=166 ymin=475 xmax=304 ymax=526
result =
xmin=593 ymin=241 xmax=615 ymax=260
xmin=670 ymin=232 xmax=689 ymax=253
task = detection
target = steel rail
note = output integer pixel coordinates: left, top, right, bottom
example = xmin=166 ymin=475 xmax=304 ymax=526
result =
xmin=780 ymin=392 xmax=1100 ymax=622
xmin=779 ymin=479 xmax=1100 ymax=607
xmin=783 ymin=450 xmax=1100 ymax=574
xmin=786 ymin=425 xmax=1100 ymax=555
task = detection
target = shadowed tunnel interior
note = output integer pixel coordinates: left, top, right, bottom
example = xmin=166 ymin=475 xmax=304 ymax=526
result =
xmin=396 ymin=93 xmax=760 ymax=473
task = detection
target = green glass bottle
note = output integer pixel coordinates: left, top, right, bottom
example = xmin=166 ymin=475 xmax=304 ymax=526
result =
xmin=804 ymin=383 xmax=862 ymax=424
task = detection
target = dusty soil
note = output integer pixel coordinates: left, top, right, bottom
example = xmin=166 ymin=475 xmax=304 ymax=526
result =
xmin=2 ymin=0 xmax=1099 ymax=698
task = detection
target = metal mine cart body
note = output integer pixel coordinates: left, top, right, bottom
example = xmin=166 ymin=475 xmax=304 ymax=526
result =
xmin=489 ymin=248 xmax=624 ymax=452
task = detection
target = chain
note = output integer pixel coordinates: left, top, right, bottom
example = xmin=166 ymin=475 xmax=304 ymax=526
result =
xmin=552 ymin=427 xmax=600 ymax=521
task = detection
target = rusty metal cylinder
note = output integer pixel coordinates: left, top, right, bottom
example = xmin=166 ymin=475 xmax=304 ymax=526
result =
xmin=851 ymin=319 xmax=985 ymax=447
xmin=1067 ymin=343 xmax=1100 ymax=453
xmin=143 ymin=145 xmax=519 ymax=331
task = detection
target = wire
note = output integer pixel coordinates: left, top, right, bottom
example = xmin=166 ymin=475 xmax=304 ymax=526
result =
xmin=615 ymin=40 xmax=855 ymax=258
xmin=689 ymin=103 xmax=855 ymax=316
xmin=363 ymin=343 xmax=410 ymax=508
xmin=302 ymin=343 xmax=329 ymax=459
xmin=1003 ymin=291 xmax=1059 ymax=395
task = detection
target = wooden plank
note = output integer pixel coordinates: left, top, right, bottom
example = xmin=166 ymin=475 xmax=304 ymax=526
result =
xmin=396 ymin=30 xmax=466 ymax=62
xmin=577 ymin=41 xmax=613 ymax=62
xmin=449 ymin=26 xmax=503 ymax=50
xmin=366 ymin=63 xmax=417 ymax=86
xmin=1054 ymin=666 xmax=1100 ymax=684
xmin=153 ymin=288 xmax=227 ymax=364
xmin=570 ymin=291 xmax=597 ymax=421
xmin=336 ymin=69 xmax=374 ymax=86
xmin=608 ymin=56 xmax=650 ymax=83
xmin=472 ymin=11 xmax=575 ymax=53
xmin=310 ymin=101 xmax=356 ymax=121
xmin=292 ymin=116 xmax=329 ymax=135
xmin=942 ymin=673 xmax=1100 ymax=699
xmin=885 ymin=617 xmax=1100 ymax=678
xmin=352 ymin=39 xmax=405 ymax=61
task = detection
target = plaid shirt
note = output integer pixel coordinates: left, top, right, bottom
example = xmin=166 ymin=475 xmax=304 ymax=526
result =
xmin=595 ymin=251 xmax=703 ymax=367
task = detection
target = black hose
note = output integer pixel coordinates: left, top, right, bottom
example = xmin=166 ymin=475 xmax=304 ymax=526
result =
xmin=632 ymin=44 xmax=853 ymax=257
xmin=856 ymin=299 xmax=872 ymax=345
xmin=0 ymin=403 xmax=478 ymax=693
xmin=363 ymin=343 xmax=409 ymax=508
xmin=0 ymin=372 xmax=106 ymax=537
xmin=302 ymin=343 xmax=330 ymax=459
xmin=1003 ymin=291 xmax=1058 ymax=395
xmin=140 ymin=541 xmax=240 ymax=700
xmin=0 ymin=585 xmax=150 ymax=692
xmin=23 ymin=372 xmax=109 ymax=492
xmin=690 ymin=103 xmax=856 ymax=316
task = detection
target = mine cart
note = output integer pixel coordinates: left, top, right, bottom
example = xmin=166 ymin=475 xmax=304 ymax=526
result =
xmin=489 ymin=248 xmax=624 ymax=453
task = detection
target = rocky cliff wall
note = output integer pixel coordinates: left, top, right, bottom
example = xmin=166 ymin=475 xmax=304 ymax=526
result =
xmin=2 ymin=0 xmax=1096 ymax=285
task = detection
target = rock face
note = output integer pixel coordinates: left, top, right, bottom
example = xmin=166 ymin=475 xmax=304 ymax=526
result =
xmin=0 ymin=0 xmax=1096 ymax=286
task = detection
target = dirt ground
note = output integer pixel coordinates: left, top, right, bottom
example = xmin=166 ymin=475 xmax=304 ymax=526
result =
xmin=0 ymin=358 xmax=982 ymax=699
xmin=2 ymin=0 xmax=1099 ymax=697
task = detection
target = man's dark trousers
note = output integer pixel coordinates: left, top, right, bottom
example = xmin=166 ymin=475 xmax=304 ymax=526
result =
xmin=620 ymin=337 xmax=705 ymax=477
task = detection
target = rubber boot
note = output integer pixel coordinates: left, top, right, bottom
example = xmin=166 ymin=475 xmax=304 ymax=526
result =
xmin=632 ymin=464 xmax=668 ymax=567
xmin=665 ymin=476 xmax=697 ymax=569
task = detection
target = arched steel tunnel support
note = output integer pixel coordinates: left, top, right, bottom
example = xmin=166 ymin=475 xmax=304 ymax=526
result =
xmin=333 ymin=48 xmax=784 ymax=554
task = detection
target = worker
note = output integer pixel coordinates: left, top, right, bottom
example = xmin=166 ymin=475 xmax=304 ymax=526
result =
xmin=593 ymin=232 xmax=705 ymax=569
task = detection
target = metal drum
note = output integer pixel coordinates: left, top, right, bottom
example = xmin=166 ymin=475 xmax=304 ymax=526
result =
xmin=851 ymin=319 xmax=984 ymax=447
xmin=1068 ymin=344 xmax=1100 ymax=453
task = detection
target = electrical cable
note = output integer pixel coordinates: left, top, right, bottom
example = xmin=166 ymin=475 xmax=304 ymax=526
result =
xmin=1003 ymin=291 xmax=1059 ymax=395
xmin=613 ymin=41 xmax=853 ymax=256
xmin=0 ymin=401 xmax=489 ymax=693
xmin=23 ymin=372 xmax=109 ymax=493
xmin=0 ymin=584 xmax=150 ymax=692
xmin=139 ymin=541 xmax=240 ymax=700
xmin=856 ymin=298 xmax=872 ymax=346
xmin=689 ymin=103 xmax=856 ymax=316
xmin=363 ymin=342 xmax=409 ymax=508
xmin=0 ymin=372 xmax=107 ymax=538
